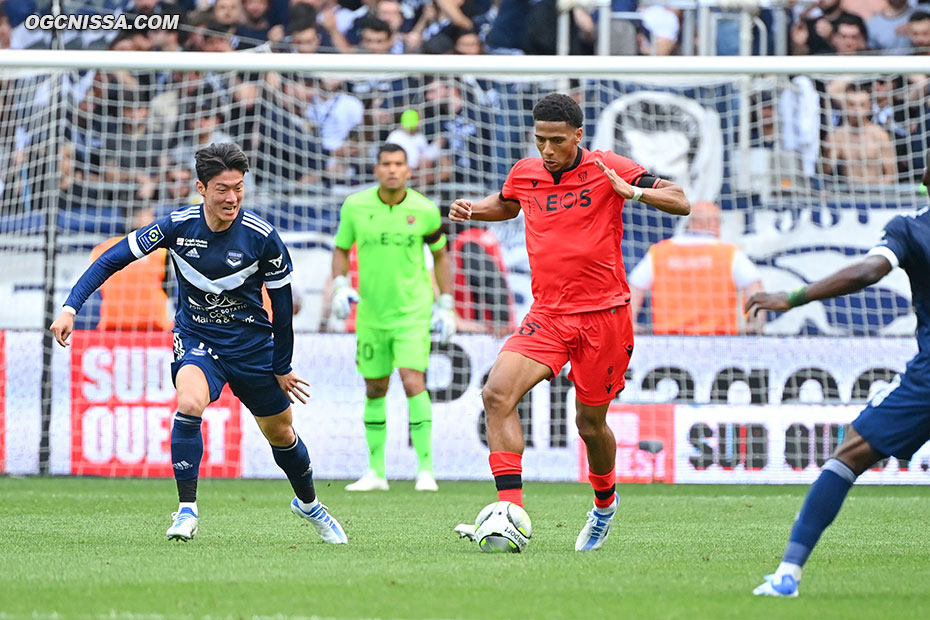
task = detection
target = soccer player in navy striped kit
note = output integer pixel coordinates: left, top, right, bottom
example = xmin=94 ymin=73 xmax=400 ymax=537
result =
xmin=50 ymin=143 xmax=347 ymax=544
xmin=746 ymin=161 xmax=930 ymax=596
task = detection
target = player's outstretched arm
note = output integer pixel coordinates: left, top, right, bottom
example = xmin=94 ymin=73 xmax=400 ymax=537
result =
xmin=745 ymin=254 xmax=893 ymax=318
xmin=51 ymin=237 xmax=140 ymax=346
xmin=594 ymin=160 xmax=690 ymax=216
xmin=449 ymin=194 xmax=521 ymax=222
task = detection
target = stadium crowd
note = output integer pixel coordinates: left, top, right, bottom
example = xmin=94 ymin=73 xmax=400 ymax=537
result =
xmin=3 ymin=0 xmax=930 ymax=56
xmin=2 ymin=0 xmax=929 ymax=195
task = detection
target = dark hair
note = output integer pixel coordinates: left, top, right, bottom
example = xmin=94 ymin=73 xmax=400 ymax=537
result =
xmin=288 ymin=4 xmax=317 ymax=34
xmin=532 ymin=93 xmax=584 ymax=128
xmin=833 ymin=13 xmax=867 ymax=39
xmin=910 ymin=10 xmax=930 ymax=23
xmin=844 ymin=80 xmax=871 ymax=93
xmin=204 ymin=20 xmax=235 ymax=38
xmin=195 ymin=142 xmax=249 ymax=185
xmin=358 ymin=15 xmax=392 ymax=36
xmin=422 ymin=32 xmax=454 ymax=54
xmin=378 ymin=142 xmax=407 ymax=162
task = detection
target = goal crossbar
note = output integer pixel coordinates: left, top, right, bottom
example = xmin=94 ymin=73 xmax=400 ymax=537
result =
xmin=1 ymin=50 xmax=928 ymax=76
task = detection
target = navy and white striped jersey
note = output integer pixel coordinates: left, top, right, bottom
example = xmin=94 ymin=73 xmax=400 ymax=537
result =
xmin=869 ymin=205 xmax=930 ymax=356
xmin=66 ymin=203 xmax=293 ymax=359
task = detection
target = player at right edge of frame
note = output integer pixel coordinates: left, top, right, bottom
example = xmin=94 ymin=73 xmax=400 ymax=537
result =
xmin=749 ymin=159 xmax=930 ymax=598
xmin=450 ymin=93 xmax=690 ymax=551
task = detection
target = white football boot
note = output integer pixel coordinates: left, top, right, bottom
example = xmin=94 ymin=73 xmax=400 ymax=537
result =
xmin=454 ymin=523 xmax=477 ymax=541
xmin=345 ymin=470 xmax=389 ymax=491
xmin=574 ymin=494 xmax=618 ymax=551
xmin=166 ymin=506 xmax=199 ymax=541
xmin=414 ymin=471 xmax=439 ymax=492
xmin=290 ymin=498 xmax=348 ymax=544
xmin=753 ymin=574 xmax=799 ymax=598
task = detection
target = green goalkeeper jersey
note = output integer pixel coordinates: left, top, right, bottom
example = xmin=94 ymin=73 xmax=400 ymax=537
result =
xmin=334 ymin=186 xmax=446 ymax=328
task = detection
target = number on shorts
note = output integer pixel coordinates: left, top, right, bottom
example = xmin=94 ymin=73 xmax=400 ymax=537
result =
xmin=519 ymin=320 xmax=542 ymax=336
xmin=358 ymin=341 xmax=374 ymax=361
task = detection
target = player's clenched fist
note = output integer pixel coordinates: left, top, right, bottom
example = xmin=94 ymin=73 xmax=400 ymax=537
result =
xmin=449 ymin=199 xmax=472 ymax=222
xmin=330 ymin=275 xmax=360 ymax=320
xmin=49 ymin=311 xmax=75 ymax=347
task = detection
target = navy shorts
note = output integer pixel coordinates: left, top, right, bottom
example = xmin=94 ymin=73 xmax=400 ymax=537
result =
xmin=170 ymin=333 xmax=291 ymax=417
xmin=852 ymin=355 xmax=930 ymax=461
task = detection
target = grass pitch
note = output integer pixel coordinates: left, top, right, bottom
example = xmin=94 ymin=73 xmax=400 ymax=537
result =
xmin=1 ymin=477 xmax=929 ymax=620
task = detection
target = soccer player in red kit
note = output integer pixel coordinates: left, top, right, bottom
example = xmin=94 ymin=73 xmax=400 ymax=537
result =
xmin=450 ymin=93 xmax=690 ymax=551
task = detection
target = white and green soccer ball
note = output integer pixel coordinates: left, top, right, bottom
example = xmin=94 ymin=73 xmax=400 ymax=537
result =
xmin=474 ymin=501 xmax=532 ymax=553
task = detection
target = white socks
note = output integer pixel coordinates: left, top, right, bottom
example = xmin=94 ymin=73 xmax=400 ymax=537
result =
xmin=296 ymin=498 xmax=320 ymax=512
xmin=775 ymin=562 xmax=802 ymax=582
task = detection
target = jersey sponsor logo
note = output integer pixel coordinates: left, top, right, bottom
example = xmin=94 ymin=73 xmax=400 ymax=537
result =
xmin=269 ymin=254 xmax=283 ymax=269
xmin=264 ymin=267 xmax=288 ymax=277
xmin=185 ymin=247 xmax=200 ymax=259
xmin=226 ymin=250 xmax=243 ymax=267
xmin=188 ymin=293 xmax=246 ymax=313
xmin=185 ymin=293 xmax=247 ymax=325
xmin=407 ymin=215 xmax=416 ymax=225
xmin=529 ymin=189 xmax=593 ymax=213
xmin=138 ymin=224 xmax=165 ymax=252
xmin=203 ymin=293 xmax=245 ymax=311
xmin=177 ymin=238 xmax=208 ymax=248
xmin=360 ymin=232 xmax=419 ymax=248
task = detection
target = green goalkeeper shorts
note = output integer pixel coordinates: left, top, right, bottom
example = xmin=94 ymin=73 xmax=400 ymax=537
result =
xmin=355 ymin=321 xmax=431 ymax=378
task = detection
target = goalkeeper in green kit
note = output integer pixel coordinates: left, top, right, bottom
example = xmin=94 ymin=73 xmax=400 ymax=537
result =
xmin=330 ymin=143 xmax=456 ymax=492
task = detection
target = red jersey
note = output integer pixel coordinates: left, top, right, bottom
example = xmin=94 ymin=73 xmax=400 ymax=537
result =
xmin=501 ymin=148 xmax=651 ymax=314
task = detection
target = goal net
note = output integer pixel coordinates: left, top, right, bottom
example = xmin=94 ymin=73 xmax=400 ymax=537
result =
xmin=1 ymin=52 xmax=927 ymax=483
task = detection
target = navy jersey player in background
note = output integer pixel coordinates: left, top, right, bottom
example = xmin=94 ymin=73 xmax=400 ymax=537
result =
xmin=49 ymin=143 xmax=348 ymax=545
xmin=746 ymin=160 xmax=930 ymax=597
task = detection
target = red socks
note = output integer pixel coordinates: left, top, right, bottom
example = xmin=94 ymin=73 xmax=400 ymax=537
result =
xmin=589 ymin=468 xmax=617 ymax=509
xmin=489 ymin=451 xmax=523 ymax=507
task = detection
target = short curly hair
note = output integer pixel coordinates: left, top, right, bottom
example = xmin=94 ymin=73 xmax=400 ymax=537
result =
xmin=532 ymin=93 xmax=583 ymax=129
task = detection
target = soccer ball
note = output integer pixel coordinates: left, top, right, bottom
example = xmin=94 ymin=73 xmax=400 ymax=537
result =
xmin=474 ymin=501 xmax=532 ymax=553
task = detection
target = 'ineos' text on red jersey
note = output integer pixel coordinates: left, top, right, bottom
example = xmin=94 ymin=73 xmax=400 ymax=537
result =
xmin=501 ymin=149 xmax=652 ymax=314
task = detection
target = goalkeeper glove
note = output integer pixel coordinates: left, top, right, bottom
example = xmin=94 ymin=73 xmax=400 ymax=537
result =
xmin=431 ymin=293 xmax=457 ymax=345
xmin=330 ymin=275 xmax=359 ymax=320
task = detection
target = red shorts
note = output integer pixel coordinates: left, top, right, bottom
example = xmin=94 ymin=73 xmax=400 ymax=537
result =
xmin=501 ymin=305 xmax=634 ymax=406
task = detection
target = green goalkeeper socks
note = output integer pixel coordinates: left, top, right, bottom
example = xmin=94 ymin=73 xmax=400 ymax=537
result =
xmin=363 ymin=397 xmax=387 ymax=479
xmin=408 ymin=391 xmax=433 ymax=474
